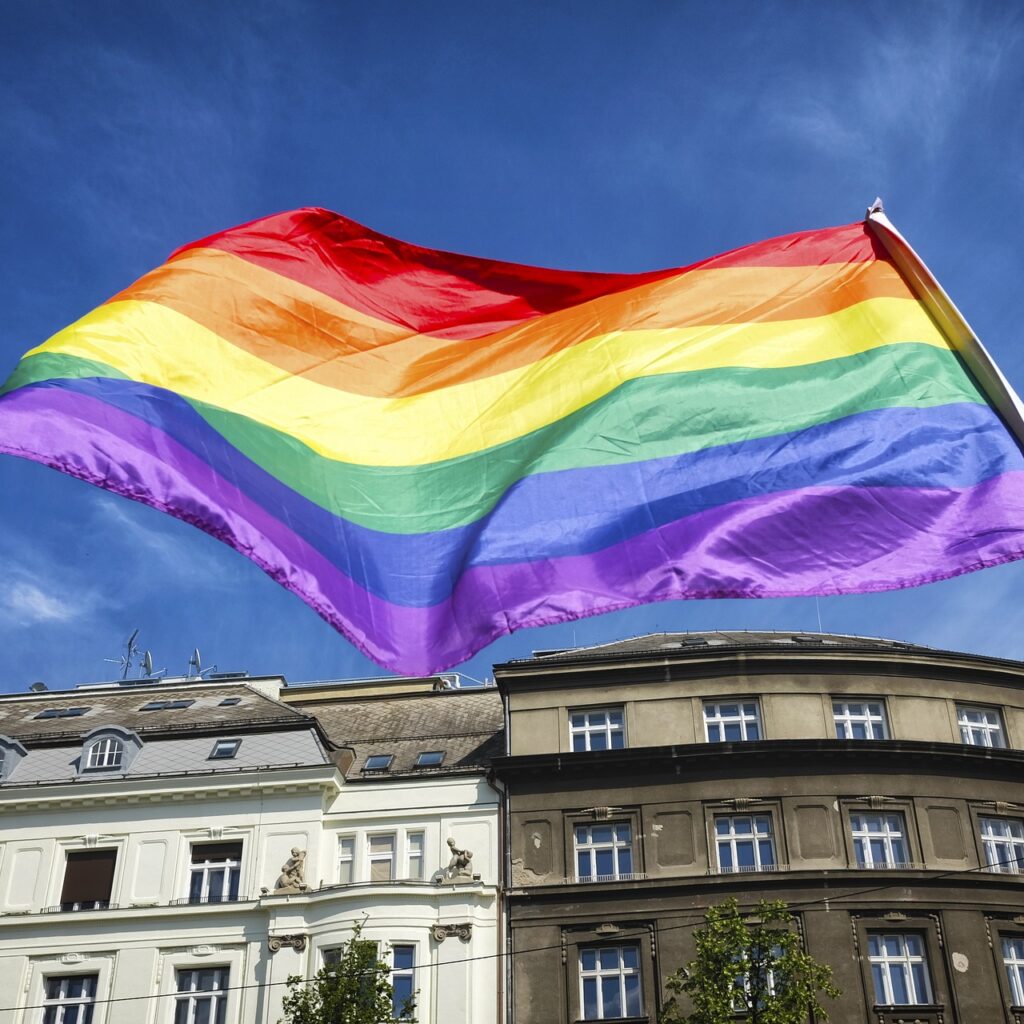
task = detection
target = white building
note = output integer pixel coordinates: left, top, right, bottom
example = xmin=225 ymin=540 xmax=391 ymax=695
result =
xmin=0 ymin=672 xmax=503 ymax=1024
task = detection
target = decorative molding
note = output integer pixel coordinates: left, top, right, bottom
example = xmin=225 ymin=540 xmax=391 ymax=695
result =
xmin=883 ymin=911 xmax=908 ymax=922
xmin=60 ymin=953 xmax=85 ymax=964
xmin=430 ymin=922 xmax=472 ymax=943
xmin=594 ymin=923 xmax=620 ymax=936
xmin=189 ymin=945 xmax=217 ymax=957
xmin=268 ymin=934 xmax=307 ymax=953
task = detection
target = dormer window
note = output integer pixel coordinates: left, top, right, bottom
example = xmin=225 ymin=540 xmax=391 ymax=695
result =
xmin=0 ymin=735 xmax=27 ymax=781
xmin=84 ymin=737 xmax=124 ymax=770
xmin=78 ymin=726 xmax=142 ymax=776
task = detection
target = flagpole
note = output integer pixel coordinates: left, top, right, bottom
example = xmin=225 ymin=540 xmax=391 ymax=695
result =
xmin=864 ymin=198 xmax=1024 ymax=450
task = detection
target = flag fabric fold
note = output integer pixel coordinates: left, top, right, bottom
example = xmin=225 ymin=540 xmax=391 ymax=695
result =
xmin=2 ymin=208 xmax=1023 ymax=674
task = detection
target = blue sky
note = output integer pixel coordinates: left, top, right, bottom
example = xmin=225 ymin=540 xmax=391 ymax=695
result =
xmin=1 ymin=1 xmax=1023 ymax=692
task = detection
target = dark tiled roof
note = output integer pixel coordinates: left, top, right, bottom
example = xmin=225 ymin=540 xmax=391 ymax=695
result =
xmin=302 ymin=688 xmax=504 ymax=776
xmin=515 ymin=630 xmax=928 ymax=664
xmin=0 ymin=683 xmax=308 ymax=743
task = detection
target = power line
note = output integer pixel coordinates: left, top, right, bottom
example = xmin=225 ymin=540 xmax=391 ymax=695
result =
xmin=3 ymin=851 xmax=1022 ymax=1014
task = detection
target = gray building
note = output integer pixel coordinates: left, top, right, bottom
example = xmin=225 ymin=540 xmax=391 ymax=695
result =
xmin=493 ymin=631 xmax=1024 ymax=1024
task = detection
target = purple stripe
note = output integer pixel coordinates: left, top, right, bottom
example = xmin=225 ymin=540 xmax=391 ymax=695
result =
xmin=3 ymin=385 xmax=1024 ymax=674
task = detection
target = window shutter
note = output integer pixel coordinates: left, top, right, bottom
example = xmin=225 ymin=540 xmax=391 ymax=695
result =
xmin=60 ymin=849 xmax=117 ymax=905
xmin=190 ymin=842 xmax=243 ymax=863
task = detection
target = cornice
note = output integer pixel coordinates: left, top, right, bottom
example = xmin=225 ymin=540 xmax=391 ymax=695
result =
xmin=0 ymin=762 xmax=342 ymax=811
xmin=491 ymin=738 xmax=1024 ymax=782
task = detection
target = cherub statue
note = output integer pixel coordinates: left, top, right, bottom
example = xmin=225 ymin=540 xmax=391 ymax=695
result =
xmin=274 ymin=847 xmax=308 ymax=894
xmin=444 ymin=837 xmax=473 ymax=880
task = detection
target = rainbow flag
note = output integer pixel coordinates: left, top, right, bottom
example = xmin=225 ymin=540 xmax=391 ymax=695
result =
xmin=2 ymin=208 xmax=1023 ymax=674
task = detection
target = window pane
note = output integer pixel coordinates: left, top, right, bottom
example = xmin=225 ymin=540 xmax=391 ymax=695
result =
xmin=590 ymin=732 xmax=608 ymax=751
xmin=393 ymin=945 xmax=415 ymax=971
xmin=911 ymin=962 xmax=929 ymax=1002
xmin=582 ymin=977 xmax=598 ymax=1018
xmin=581 ymin=949 xmax=597 ymax=971
xmin=746 ymin=722 xmax=760 ymax=740
xmin=609 ymin=731 xmax=625 ymax=750
xmin=624 ymin=974 xmax=642 ymax=1016
xmin=736 ymin=841 xmax=755 ymax=867
xmin=621 ymin=946 xmax=639 ymax=969
xmin=890 ymin=963 xmax=909 ymax=1003
xmin=599 ymin=948 xmax=619 ymax=970
xmin=600 ymin=975 xmax=621 ymax=1017
xmin=724 ymin=722 xmax=742 ymax=741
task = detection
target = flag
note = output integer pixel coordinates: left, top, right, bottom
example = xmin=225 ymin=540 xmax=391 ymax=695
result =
xmin=2 ymin=207 xmax=1023 ymax=674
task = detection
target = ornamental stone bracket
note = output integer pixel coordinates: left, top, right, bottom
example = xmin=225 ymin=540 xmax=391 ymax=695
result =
xmin=430 ymin=923 xmax=472 ymax=943
xmin=268 ymin=934 xmax=307 ymax=953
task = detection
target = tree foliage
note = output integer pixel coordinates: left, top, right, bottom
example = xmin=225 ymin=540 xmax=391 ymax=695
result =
xmin=660 ymin=899 xmax=840 ymax=1024
xmin=279 ymin=919 xmax=417 ymax=1024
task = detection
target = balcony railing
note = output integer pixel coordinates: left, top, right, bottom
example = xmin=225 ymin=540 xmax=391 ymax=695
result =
xmin=42 ymin=901 xmax=116 ymax=914
xmin=169 ymin=894 xmax=244 ymax=906
xmin=854 ymin=861 xmax=927 ymax=871
xmin=710 ymin=863 xmax=791 ymax=875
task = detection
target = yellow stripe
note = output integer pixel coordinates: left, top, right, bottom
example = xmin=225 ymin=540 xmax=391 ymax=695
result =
xmin=29 ymin=296 xmax=952 ymax=466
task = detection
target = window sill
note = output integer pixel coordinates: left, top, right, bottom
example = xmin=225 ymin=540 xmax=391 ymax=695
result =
xmin=872 ymin=1004 xmax=945 ymax=1024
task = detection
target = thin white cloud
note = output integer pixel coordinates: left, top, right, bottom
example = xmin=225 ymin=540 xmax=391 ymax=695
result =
xmin=2 ymin=580 xmax=79 ymax=626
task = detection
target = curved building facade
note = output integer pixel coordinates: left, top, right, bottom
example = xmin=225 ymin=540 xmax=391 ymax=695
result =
xmin=493 ymin=632 xmax=1024 ymax=1024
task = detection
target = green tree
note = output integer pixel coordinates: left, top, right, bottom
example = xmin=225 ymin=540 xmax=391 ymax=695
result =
xmin=660 ymin=899 xmax=840 ymax=1024
xmin=279 ymin=920 xmax=417 ymax=1024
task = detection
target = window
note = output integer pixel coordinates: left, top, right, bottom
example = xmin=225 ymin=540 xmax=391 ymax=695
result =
xmin=189 ymin=842 xmax=241 ymax=903
xmin=174 ymin=967 xmax=228 ymax=1024
xmin=980 ymin=817 xmax=1024 ymax=874
xmin=338 ymin=836 xmax=355 ymax=883
xmin=704 ymin=702 xmax=761 ymax=742
xmin=368 ymin=834 xmax=396 ymax=882
xmin=851 ymin=813 xmax=910 ymax=869
xmin=867 ymin=933 xmax=932 ymax=1005
xmin=60 ymin=849 xmax=117 ymax=911
xmin=391 ymin=945 xmax=416 ymax=1018
xmin=575 ymin=823 xmax=634 ymax=882
xmin=715 ymin=815 xmax=776 ymax=873
xmin=140 ymin=699 xmax=194 ymax=711
xmin=406 ymin=832 xmax=424 ymax=880
xmin=579 ymin=945 xmax=643 ymax=1020
xmin=570 ymin=708 xmax=625 ymax=752
xmin=1003 ymin=936 xmax=1024 ymax=1007
xmin=42 ymin=974 xmax=98 ymax=1024
xmin=833 ymin=700 xmax=889 ymax=739
xmin=732 ymin=945 xmax=781 ymax=1012
xmin=415 ymin=750 xmax=445 ymax=767
xmin=218 ymin=697 xmax=242 ymax=706
xmin=35 ymin=707 xmax=89 ymax=720
xmin=364 ymin=754 xmax=393 ymax=771
xmin=957 ymin=704 xmax=1006 ymax=747
xmin=209 ymin=739 xmax=241 ymax=759
xmin=83 ymin=737 xmax=123 ymax=771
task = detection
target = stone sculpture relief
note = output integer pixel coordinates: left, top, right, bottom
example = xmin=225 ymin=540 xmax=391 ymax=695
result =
xmin=273 ymin=847 xmax=308 ymax=894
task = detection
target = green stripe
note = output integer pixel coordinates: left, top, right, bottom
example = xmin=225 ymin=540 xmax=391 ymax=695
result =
xmin=3 ymin=344 xmax=986 ymax=534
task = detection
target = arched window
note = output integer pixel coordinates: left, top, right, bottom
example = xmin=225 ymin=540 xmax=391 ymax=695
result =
xmin=84 ymin=736 xmax=124 ymax=770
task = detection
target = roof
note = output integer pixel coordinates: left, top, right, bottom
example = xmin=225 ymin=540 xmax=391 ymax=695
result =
xmin=512 ymin=630 xmax=930 ymax=665
xmin=0 ymin=682 xmax=309 ymax=743
xmin=301 ymin=688 xmax=504 ymax=776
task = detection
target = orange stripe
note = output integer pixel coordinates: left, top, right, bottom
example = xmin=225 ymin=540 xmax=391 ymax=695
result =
xmin=110 ymin=248 xmax=915 ymax=398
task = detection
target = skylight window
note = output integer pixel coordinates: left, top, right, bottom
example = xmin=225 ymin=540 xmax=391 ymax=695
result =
xmin=34 ymin=707 xmax=89 ymax=720
xmin=209 ymin=739 xmax=241 ymax=759
xmin=140 ymin=699 xmax=195 ymax=712
xmin=218 ymin=697 xmax=242 ymax=706
xmin=415 ymin=750 xmax=445 ymax=767
xmin=364 ymin=754 xmax=393 ymax=772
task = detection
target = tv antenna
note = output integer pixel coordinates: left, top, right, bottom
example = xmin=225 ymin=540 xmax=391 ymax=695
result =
xmin=104 ymin=629 xmax=141 ymax=679
xmin=141 ymin=650 xmax=166 ymax=680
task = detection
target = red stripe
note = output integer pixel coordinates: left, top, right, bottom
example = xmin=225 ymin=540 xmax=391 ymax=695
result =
xmin=172 ymin=208 xmax=880 ymax=341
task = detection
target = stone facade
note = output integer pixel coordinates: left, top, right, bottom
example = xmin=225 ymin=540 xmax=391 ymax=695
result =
xmin=493 ymin=632 xmax=1024 ymax=1024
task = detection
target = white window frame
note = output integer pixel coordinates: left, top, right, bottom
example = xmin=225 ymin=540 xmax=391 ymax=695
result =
xmin=337 ymin=835 xmax=356 ymax=884
xmin=569 ymin=707 xmax=626 ymax=752
xmin=956 ymin=704 xmax=1006 ymax=747
xmin=867 ymin=932 xmax=933 ymax=1005
xmin=367 ymin=833 xmax=397 ymax=882
xmin=704 ymin=701 xmax=762 ymax=742
xmin=574 ymin=822 xmax=634 ymax=882
xmin=851 ymin=813 xmax=910 ymax=869
xmin=578 ymin=944 xmax=643 ymax=1020
xmin=84 ymin=736 xmax=124 ymax=770
xmin=405 ymin=831 xmax=425 ymax=880
xmin=188 ymin=844 xmax=242 ymax=903
xmin=714 ymin=814 xmax=776 ymax=873
xmin=174 ymin=966 xmax=229 ymax=1024
xmin=390 ymin=943 xmax=416 ymax=1019
xmin=833 ymin=700 xmax=889 ymax=740
xmin=1003 ymin=936 xmax=1024 ymax=1007
xmin=980 ymin=817 xmax=1024 ymax=874
xmin=41 ymin=973 xmax=98 ymax=1024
